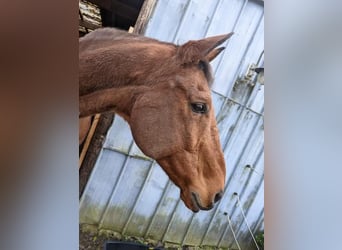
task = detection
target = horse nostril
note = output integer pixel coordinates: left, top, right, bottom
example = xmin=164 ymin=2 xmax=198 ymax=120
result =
xmin=214 ymin=191 xmax=223 ymax=203
xmin=191 ymin=192 xmax=214 ymax=211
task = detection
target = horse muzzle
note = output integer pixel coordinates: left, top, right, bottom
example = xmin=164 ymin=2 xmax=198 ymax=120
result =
xmin=181 ymin=190 xmax=224 ymax=213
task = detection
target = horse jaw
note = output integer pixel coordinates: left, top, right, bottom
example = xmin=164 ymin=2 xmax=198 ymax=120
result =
xmin=156 ymin=138 xmax=226 ymax=213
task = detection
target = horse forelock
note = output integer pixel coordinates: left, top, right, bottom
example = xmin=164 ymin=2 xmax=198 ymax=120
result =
xmin=198 ymin=60 xmax=214 ymax=86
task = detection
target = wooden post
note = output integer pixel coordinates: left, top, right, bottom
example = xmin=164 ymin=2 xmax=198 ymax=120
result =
xmin=133 ymin=0 xmax=158 ymax=35
xmin=79 ymin=114 xmax=100 ymax=169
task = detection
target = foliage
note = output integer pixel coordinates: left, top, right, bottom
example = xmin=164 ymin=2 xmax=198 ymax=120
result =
xmin=255 ymin=231 xmax=264 ymax=250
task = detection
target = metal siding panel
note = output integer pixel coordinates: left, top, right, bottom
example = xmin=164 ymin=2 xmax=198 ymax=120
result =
xmin=188 ymin=211 xmax=218 ymax=242
xmin=216 ymin=100 xmax=245 ymax=148
xmin=144 ymin=181 xmax=182 ymax=239
xmin=237 ymin=16 xmax=264 ymax=80
xmin=181 ymin=211 xmax=217 ymax=246
xmin=168 ymin=0 xmax=219 ymax=43
xmin=201 ymin=212 xmax=229 ymax=247
xmin=223 ymin=110 xmax=261 ymax=177
xmin=80 ymin=149 xmax=127 ymax=224
xmin=248 ymin=83 xmax=264 ymax=114
xmin=124 ymin=163 xmax=169 ymax=236
xmin=144 ymin=0 xmax=190 ymax=42
xmin=129 ymin=142 xmax=152 ymax=159
xmin=206 ymin=0 xmax=247 ymax=39
xmin=212 ymin=91 xmax=226 ymax=117
xmin=213 ymin=0 xmax=264 ymax=97
xmin=222 ymin=153 xmax=264 ymax=248
xmin=99 ymin=157 xmax=152 ymax=231
xmin=236 ymin=182 xmax=264 ymax=248
xmin=103 ymin=116 xmax=133 ymax=153
xmin=163 ymin=202 xmax=196 ymax=244
xmin=209 ymin=0 xmax=249 ymax=89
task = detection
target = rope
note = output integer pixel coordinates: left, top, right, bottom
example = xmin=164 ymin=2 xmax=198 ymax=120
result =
xmin=225 ymin=212 xmax=241 ymax=250
xmin=234 ymin=193 xmax=260 ymax=250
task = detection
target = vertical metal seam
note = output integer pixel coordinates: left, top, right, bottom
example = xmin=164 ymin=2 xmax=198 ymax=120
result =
xmin=122 ymin=160 xmax=156 ymax=235
xmin=252 ymin=207 xmax=264 ymax=235
xmin=219 ymin=112 xmax=263 ymax=247
xmin=225 ymin=8 xmax=264 ymax=98
xmin=217 ymin=213 xmax=231 ymax=248
xmin=245 ymin=25 xmax=265 ymax=109
xmin=234 ymin=194 xmax=260 ymax=250
xmin=161 ymin=199 xmax=182 ymax=242
xmin=143 ymin=180 xmax=173 ymax=238
xmin=202 ymin=0 xmax=222 ymax=37
xmin=235 ymin=176 xmax=264 ymax=239
xmin=246 ymin=81 xmax=262 ymax=109
xmin=213 ymin=0 xmax=249 ymax=76
xmin=171 ymin=0 xmax=192 ymax=43
xmin=98 ymin=141 xmax=135 ymax=228
xmin=224 ymin=117 xmax=263 ymax=248
xmin=256 ymin=49 xmax=264 ymax=67
xmin=227 ymin=147 xmax=264 ymax=249
xmin=79 ymin=148 xmax=104 ymax=205
xmin=180 ymin=212 xmax=196 ymax=246
xmin=218 ymin=212 xmax=241 ymax=249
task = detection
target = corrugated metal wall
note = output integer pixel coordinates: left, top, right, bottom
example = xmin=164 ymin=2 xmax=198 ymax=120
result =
xmin=80 ymin=0 xmax=264 ymax=249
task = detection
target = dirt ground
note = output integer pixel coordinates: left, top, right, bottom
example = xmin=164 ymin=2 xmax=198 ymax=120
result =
xmin=79 ymin=225 xmax=233 ymax=250
xmin=79 ymin=227 xmax=109 ymax=250
xmin=79 ymin=225 xmax=167 ymax=250
xmin=79 ymin=225 xmax=211 ymax=250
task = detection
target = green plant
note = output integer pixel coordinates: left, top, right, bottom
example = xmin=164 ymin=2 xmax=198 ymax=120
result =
xmin=255 ymin=231 xmax=264 ymax=250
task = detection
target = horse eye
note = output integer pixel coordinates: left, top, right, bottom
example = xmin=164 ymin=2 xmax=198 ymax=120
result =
xmin=191 ymin=103 xmax=208 ymax=114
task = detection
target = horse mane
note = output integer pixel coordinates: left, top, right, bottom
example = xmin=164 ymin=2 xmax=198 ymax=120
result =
xmin=199 ymin=60 xmax=213 ymax=86
xmin=79 ymin=28 xmax=171 ymax=54
xmin=79 ymin=28 xmax=214 ymax=95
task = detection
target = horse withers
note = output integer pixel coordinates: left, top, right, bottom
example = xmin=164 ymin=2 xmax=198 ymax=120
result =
xmin=79 ymin=28 xmax=233 ymax=212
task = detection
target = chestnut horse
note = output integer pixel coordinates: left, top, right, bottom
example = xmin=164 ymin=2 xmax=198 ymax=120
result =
xmin=79 ymin=28 xmax=233 ymax=212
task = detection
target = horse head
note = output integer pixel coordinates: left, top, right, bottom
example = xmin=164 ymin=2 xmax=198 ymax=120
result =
xmin=128 ymin=33 xmax=233 ymax=212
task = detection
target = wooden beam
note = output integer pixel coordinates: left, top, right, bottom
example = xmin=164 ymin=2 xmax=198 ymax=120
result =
xmin=79 ymin=19 xmax=101 ymax=31
xmin=79 ymin=114 xmax=100 ymax=169
xmin=134 ymin=0 xmax=158 ymax=35
xmin=79 ymin=113 xmax=114 ymax=197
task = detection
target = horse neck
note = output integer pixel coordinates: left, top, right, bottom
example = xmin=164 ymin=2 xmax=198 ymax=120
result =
xmin=80 ymin=39 xmax=175 ymax=95
xmin=79 ymin=84 xmax=149 ymax=121
xmin=79 ymin=39 xmax=176 ymax=120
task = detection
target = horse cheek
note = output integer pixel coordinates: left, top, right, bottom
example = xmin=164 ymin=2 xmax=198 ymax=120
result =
xmin=129 ymin=105 xmax=168 ymax=160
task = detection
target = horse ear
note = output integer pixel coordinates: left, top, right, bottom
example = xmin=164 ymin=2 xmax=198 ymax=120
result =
xmin=177 ymin=32 xmax=233 ymax=64
xmin=205 ymin=47 xmax=225 ymax=62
